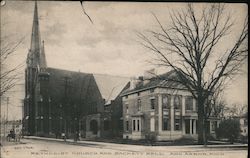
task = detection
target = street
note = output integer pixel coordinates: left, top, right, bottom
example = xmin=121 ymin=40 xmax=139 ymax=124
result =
xmin=1 ymin=138 xmax=248 ymax=158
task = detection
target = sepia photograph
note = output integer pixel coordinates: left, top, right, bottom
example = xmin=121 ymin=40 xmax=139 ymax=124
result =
xmin=0 ymin=1 xmax=248 ymax=158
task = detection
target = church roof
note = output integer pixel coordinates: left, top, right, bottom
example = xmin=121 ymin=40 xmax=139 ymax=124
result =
xmin=46 ymin=67 xmax=93 ymax=102
xmin=44 ymin=68 xmax=129 ymax=104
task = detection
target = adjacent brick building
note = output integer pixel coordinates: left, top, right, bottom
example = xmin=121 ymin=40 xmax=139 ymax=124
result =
xmin=121 ymin=71 xmax=220 ymax=141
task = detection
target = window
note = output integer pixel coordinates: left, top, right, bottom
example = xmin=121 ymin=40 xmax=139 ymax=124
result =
xmin=185 ymin=96 xmax=193 ymax=111
xmin=133 ymin=120 xmax=136 ymax=131
xmin=119 ymin=120 xmax=123 ymax=130
xmin=125 ymin=121 xmax=129 ymax=131
xmin=150 ymin=88 xmax=154 ymax=93
xmin=125 ymin=104 xmax=129 ymax=113
xmin=137 ymin=120 xmax=140 ymax=131
xmin=95 ymin=106 xmax=98 ymax=113
xmin=150 ymin=98 xmax=155 ymax=109
xmin=90 ymin=102 xmax=97 ymax=113
xmin=163 ymin=117 xmax=169 ymax=130
xmin=137 ymin=99 xmax=141 ymax=111
xmin=137 ymin=92 xmax=140 ymax=96
xmin=38 ymin=102 xmax=43 ymax=116
xmin=162 ymin=95 xmax=171 ymax=109
xmin=244 ymin=119 xmax=248 ymax=126
xmin=174 ymin=95 xmax=181 ymax=110
xmin=211 ymin=121 xmax=217 ymax=131
xmin=175 ymin=119 xmax=181 ymax=130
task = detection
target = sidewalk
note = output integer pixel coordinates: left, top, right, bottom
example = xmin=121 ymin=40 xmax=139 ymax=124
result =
xmin=23 ymin=136 xmax=248 ymax=149
xmin=0 ymin=136 xmax=24 ymax=146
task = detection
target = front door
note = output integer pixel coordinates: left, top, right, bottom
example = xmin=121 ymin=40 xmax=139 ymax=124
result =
xmin=90 ymin=120 xmax=98 ymax=135
xmin=185 ymin=119 xmax=190 ymax=134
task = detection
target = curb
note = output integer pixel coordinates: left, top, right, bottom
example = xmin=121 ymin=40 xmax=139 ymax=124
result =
xmin=23 ymin=136 xmax=248 ymax=148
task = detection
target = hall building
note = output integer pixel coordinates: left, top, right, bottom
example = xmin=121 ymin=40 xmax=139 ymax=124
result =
xmin=121 ymin=71 xmax=220 ymax=141
xmin=23 ymin=2 xmax=129 ymax=139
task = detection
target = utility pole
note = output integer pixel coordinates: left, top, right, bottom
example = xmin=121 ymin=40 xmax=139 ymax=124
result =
xmin=6 ymin=97 xmax=9 ymax=138
xmin=4 ymin=97 xmax=9 ymax=138
xmin=3 ymin=97 xmax=9 ymax=139
xmin=7 ymin=97 xmax=9 ymax=128
xmin=3 ymin=104 xmax=5 ymax=139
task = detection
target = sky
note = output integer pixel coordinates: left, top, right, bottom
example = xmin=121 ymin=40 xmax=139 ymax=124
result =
xmin=0 ymin=1 xmax=248 ymax=120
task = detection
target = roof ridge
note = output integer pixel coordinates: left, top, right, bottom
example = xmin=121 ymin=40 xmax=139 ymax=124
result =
xmin=47 ymin=67 xmax=91 ymax=75
xmin=47 ymin=67 xmax=130 ymax=78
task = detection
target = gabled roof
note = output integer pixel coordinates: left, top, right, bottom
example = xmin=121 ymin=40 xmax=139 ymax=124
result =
xmin=43 ymin=68 xmax=130 ymax=105
xmin=121 ymin=70 xmax=186 ymax=96
xmin=93 ymin=74 xmax=130 ymax=104
xmin=46 ymin=67 xmax=93 ymax=102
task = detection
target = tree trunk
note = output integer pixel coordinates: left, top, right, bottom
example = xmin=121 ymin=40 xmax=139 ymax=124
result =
xmin=197 ymin=96 xmax=205 ymax=144
xmin=203 ymin=119 xmax=208 ymax=146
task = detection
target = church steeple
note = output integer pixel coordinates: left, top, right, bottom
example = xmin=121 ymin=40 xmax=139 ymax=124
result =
xmin=28 ymin=1 xmax=47 ymax=68
xmin=30 ymin=1 xmax=41 ymax=56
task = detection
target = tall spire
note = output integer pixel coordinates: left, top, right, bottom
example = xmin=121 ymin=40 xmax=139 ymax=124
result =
xmin=30 ymin=1 xmax=41 ymax=54
xmin=29 ymin=1 xmax=47 ymax=68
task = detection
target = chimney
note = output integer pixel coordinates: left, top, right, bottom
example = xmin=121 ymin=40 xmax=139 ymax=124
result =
xmin=129 ymin=77 xmax=138 ymax=90
xmin=143 ymin=69 xmax=156 ymax=85
xmin=138 ymin=76 xmax=144 ymax=81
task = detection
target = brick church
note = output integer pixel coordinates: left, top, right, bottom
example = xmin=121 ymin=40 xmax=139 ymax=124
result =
xmin=23 ymin=2 xmax=129 ymax=139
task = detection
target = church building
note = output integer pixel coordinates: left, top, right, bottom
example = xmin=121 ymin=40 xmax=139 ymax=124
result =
xmin=23 ymin=2 xmax=129 ymax=139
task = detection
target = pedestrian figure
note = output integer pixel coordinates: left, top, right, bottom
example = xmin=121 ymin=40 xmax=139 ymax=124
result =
xmin=78 ymin=132 xmax=81 ymax=141
xmin=55 ymin=131 xmax=59 ymax=139
xmin=61 ymin=132 xmax=66 ymax=142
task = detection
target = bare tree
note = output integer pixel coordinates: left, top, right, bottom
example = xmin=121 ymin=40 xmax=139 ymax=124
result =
xmin=206 ymin=84 xmax=226 ymax=118
xmin=0 ymin=23 xmax=24 ymax=97
xmin=138 ymin=4 xmax=248 ymax=145
xmin=226 ymin=103 xmax=248 ymax=117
